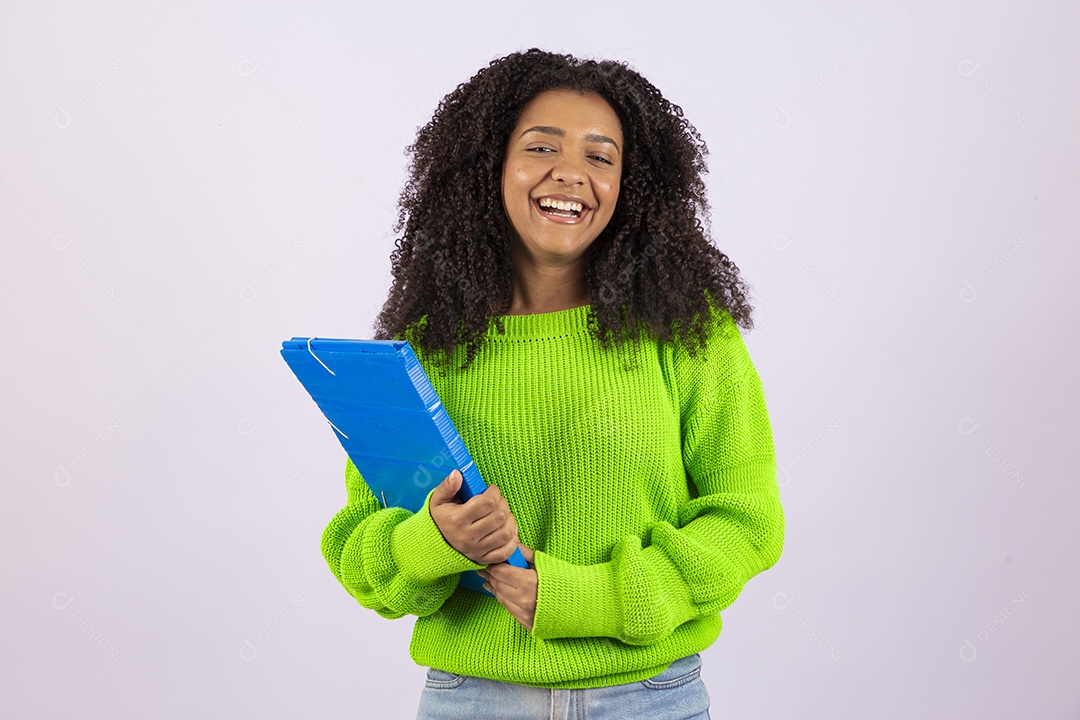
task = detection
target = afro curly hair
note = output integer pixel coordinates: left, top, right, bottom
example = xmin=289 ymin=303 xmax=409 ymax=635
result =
xmin=372 ymin=47 xmax=757 ymax=372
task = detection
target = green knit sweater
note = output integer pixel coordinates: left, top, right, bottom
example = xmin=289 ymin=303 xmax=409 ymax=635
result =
xmin=320 ymin=302 xmax=785 ymax=688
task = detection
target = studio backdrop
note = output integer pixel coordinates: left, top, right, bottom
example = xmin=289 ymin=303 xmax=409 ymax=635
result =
xmin=2 ymin=1 xmax=1077 ymax=718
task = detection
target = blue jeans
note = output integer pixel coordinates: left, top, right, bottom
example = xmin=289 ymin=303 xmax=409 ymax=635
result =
xmin=416 ymin=654 xmax=711 ymax=719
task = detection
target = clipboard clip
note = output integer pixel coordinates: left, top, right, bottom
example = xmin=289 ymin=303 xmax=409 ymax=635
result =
xmin=306 ymin=337 xmax=349 ymax=439
xmin=306 ymin=337 xmax=336 ymax=376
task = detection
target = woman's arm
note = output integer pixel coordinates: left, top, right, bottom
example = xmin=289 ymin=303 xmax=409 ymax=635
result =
xmin=320 ymin=457 xmax=484 ymax=618
xmin=529 ymin=312 xmax=786 ymax=645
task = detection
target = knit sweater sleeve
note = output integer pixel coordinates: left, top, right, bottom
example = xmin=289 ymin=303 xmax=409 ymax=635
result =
xmin=320 ymin=456 xmax=483 ymax=619
xmin=530 ymin=310 xmax=785 ymax=645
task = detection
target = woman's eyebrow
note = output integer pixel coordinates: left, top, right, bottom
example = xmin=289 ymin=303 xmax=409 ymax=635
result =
xmin=519 ymin=125 xmax=620 ymax=154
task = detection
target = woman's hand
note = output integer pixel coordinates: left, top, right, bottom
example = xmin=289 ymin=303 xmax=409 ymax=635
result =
xmin=478 ymin=544 xmax=537 ymax=631
xmin=429 ymin=469 xmax=520 ymax=565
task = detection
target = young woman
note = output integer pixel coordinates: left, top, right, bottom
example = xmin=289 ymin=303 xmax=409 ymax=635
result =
xmin=320 ymin=48 xmax=785 ymax=719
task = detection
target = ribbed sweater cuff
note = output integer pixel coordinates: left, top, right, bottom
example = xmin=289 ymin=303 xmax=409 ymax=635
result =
xmin=390 ymin=492 xmax=483 ymax=584
xmin=531 ymin=550 xmax=621 ymax=640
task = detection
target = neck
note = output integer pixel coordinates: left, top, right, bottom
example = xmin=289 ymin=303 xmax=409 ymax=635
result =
xmin=505 ymin=246 xmax=591 ymax=316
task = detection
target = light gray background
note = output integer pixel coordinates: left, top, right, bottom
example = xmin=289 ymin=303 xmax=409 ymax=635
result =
xmin=2 ymin=1 xmax=1077 ymax=718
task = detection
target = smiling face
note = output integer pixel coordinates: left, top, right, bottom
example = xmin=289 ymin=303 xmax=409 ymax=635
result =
xmin=501 ymin=88 xmax=623 ymax=266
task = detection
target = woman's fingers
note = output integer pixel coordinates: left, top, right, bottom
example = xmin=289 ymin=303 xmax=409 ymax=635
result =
xmin=460 ymin=506 xmax=518 ymax=564
xmin=430 ymin=482 xmax=519 ymax=564
xmin=463 ymin=502 xmax=515 ymax=539
xmin=455 ymin=484 xmax=508 ymax=524
xmin=471 ymin=539 xmax=519 ymax=566
xmin=481 ymin=564 xmax=537 ymax=599
xmin=480 ymin=564 xmax=537 ymax=630
xmin=467 ymin=487 xmax=517 ymax=561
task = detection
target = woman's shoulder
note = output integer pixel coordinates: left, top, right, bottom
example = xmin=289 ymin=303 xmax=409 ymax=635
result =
xmin=669 ymin=295 xmax=742 ymax=355
xmin=666 ymin=297 xmax=756 ymax=388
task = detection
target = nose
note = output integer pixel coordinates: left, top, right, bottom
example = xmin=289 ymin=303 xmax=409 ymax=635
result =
xmin=550 ymin=153 xmax=586 ymax=185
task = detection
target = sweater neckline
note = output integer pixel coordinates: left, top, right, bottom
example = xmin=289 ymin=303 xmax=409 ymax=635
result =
xmin=488 ymin=303 xmax=592 ymax=340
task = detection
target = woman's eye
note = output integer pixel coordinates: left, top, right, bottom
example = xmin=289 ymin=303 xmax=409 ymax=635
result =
xmin=525 ymin=147 xmax=612 ymax=165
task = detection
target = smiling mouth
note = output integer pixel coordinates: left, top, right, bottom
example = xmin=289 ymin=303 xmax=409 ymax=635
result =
xmin=534 ymin=198 xmax=589 ymax=220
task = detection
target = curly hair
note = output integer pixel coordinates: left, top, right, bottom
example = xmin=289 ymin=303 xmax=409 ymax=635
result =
xmin=371 ymin=47 xmax=757 ymax=372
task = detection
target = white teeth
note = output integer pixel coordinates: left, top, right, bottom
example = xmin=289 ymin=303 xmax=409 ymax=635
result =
xmin=538 ymin=197 xmax=584 ymax=213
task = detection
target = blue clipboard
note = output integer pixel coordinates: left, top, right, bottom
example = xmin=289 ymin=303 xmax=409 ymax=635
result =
xmin=280 ymin=336 xmax=528 ymax=595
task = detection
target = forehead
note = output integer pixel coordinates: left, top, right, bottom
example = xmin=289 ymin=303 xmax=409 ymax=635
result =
xmin=513 ymin=89 xmax=623 ymax=140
